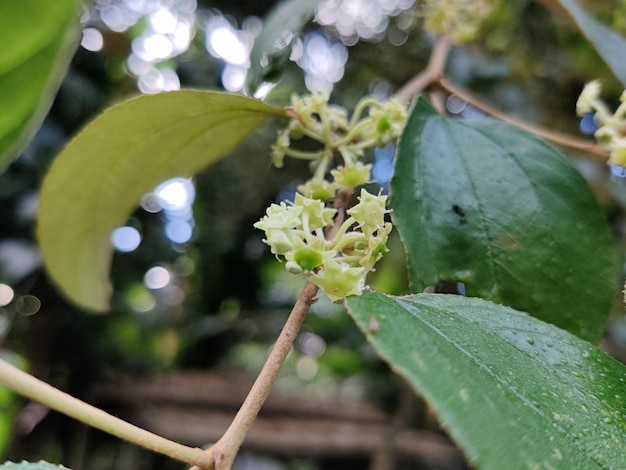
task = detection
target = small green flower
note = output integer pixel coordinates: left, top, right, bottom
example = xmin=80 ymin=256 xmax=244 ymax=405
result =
xmin=576 ymin=80 xmax=602 ymax=116
xmin=370 ymin=100 xmax=407 ymax=145
xmin=271 ymin=129 xmax=291 ymax=168
xmin=254 ymin=202 xmax=302 ymax=232
xmin=608 ymin=138 xmax=626 ymax=167
xmin=421 ymin=0 xmax=496 ymax=44
xmin=293 ymin=247 xmax=324 ymax=271
xmin=265 ymin=228 xmax=294 ymax=255
xmin=330 ymin=161 xmax=372 ymax=188
xmin=254 ymin=203 xmax=303 ymax=255
xmin=293 ymin=194 xmax=336 ymax=230
xmin=286 ymin=237 xmax=329 ymax=272
xmin=347 ymin=189 xmax=390 ymax=237
xmin=297 ymin=179 xmax=338 ymax=201
xmin=362 ymin=223 xmax=392 ymax=264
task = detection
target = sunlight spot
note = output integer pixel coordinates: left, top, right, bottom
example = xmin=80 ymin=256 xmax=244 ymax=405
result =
xmin=133 ymin=32 xmax=174 ymax=61
xmin=137 ymin=67 xmax=180 ymax=94
xmin=16 ymin=295 xmax=41 ymax=316
xmin=0 ymin=284 xmax=14 ymax=307
xmin=206 ymin=21 xmax=250 ymax=65
xmin=140 ymin=193 xmax=163 ymax=213
xmin=111 ymin=226 xmax=142 ymax=252
xmin=296 ymin=356 xmax=318 ymax=380
xmin=144 ymin=266 xmax=171 ymax=289
xmin=81 ymin=28 xmax=104 ymax=51
xmin=298 ymin=332 xmax=326 ymax=357
xmin=149 ymin=8 xmax=178 ymax=34
xmin=165 ymin=220 xmax=193 ymax=244
xmin=155 ymin=178 xmax=195 ymax=212
xmin=222 ymin=64 xmax=247 ymax=92
xmin=253 ymin=82 xmax=275 ymax=99
xmin=100 ymin=5 xmax=127 ymax=32
xmin=297 ymin=32 xmax=347 ymax=92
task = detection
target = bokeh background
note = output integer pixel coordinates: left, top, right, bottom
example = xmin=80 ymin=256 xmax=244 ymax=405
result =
xmin=2 ymin=1 xmax=626 ymax=469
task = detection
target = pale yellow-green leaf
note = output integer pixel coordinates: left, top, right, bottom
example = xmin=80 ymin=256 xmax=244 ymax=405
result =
xmin=38 ymin=90 xmax=286 ymax=311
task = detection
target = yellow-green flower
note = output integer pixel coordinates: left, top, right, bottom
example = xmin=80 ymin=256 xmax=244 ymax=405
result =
xmin=347 ymin=189 xmax=390 ymax=237
xmin=310 ymin=258 xmax=366 ymax=302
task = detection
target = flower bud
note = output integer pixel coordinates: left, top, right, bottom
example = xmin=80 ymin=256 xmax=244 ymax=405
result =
xmin=297 ymin=179 xmax=337 ymax=201
xmin=576 ymin=80 xmax=602 ymax=116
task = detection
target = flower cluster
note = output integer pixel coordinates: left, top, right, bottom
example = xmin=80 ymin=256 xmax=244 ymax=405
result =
xmin=576 ymin=80 xmax=626 ymax=167
xmin=255 ymin=189 xmax=392 ymax=302
xmin=419 ymin=0 xmax=496 ymax=43
xmin=255 ymin=92 xmax=404 ymax=301
xmin=271 ymin=92 xmax=407 ymax=183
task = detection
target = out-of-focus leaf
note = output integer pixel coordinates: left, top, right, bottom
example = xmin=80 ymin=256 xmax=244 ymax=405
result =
xmin=0 ymin=463 xmax=71 ymax=470
xmin=557 ymin=0 xmax=626 ymax=85
xmin=391 ymin=98 xmax=619 ymax=342
xmin=37 ymin=91 xmax=286 ymax=312
xmin=0 ymin=0 xmax=81 ymax=169
xmin=246 ymin=0 xmax=322 ymax=94
xmin=347 ymin=291 xmax=626 ymax=470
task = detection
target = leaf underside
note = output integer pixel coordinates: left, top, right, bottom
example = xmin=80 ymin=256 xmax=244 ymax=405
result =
xmin=37 ymin=91 xmax=286 ymax=311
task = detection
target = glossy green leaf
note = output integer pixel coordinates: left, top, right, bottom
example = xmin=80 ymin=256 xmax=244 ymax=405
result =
xmin=347 ymin=291 xmax=626 ymax=470
xmin=392 ymin=98 xmax=619 ymax=342
xmin=246 ymin=0 xmax=322 ymax=94
xmin=37 ymin=91 xmax=286 ymax=311
xmin=556 ymin=0 xmax=626 ymax=85
xmin=0 ymin=463 xmax=71 ymax=470
xmin=0 ymin=0 xmax=81 ymax=169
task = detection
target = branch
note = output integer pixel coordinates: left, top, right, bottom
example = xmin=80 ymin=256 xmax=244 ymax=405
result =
xmin=0 ymin=359 xmax=213 ymax=468
xmin=192 ymin=187 xmax=354 ymax=470
xmin=194 ymin=281 xmax=319 ymax=470
xmin=392 ymin=32 xmax=608 ymax=161
xmin=436 ymin=77 xmax=609 ymax=161
xmin=394 ymin=34 xmax=452 ymax=104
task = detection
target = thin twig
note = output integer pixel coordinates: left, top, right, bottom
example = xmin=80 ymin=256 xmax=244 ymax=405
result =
xmin=0 ymin=359 xmax=213 ymax=468
xmin=393 ymin=34 xmax=452 ymax=104
xmin=436 ymin=77 xmax=609 ymax=161
xmin=192 ymin=188 xmax=354 ymax=470
xmin=196 ymin=281 xmax=319 ymax=470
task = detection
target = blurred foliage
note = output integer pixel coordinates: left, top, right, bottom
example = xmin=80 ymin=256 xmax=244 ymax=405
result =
xmin=2 ymin=0 xmax=626 ymax=468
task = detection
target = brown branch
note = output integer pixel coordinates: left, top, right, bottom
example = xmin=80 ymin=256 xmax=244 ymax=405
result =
xmin=191 ymin=187 xmax=354 ymax=470
xmin=436 ymin=77 xmax=609 ymax=161
xmin=193 ymin=281 xmax=319 ymax=470
xmin=392 ymin=31 xmax=608 ymax=161
xmin=394 ymin=34 xmax=452 ymax=104
xmin=0 ymin=359 xmax=214 ymax=468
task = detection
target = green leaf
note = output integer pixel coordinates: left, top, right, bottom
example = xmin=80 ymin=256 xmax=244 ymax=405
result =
xmin=37 ymin=91 xmax=286 ymax=311
xmin=556 ymin=0 xmax=626 ymax=85
xmin=391 ymin=98 xmax=619 ymax=342
xmin=246 ymin=0 xmax=322 ymax=94
xmin=0 ymin=0 xmax=81 ymax=169
xmin=347 ymin=291 xmax=626 ymax=470
xmin=0 ymin=463 xmax=71 ymax=470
